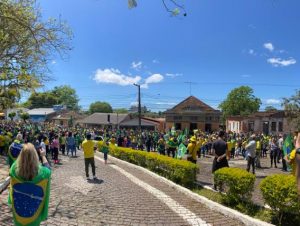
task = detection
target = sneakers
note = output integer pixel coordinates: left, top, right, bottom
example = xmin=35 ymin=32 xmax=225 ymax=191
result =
xmin=93 ymin=176 xmax=97 ymax=180
xmin=86 ymin=176 xmax=90 ymax=181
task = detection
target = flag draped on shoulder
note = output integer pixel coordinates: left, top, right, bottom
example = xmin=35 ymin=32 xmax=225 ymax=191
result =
xmin=283 ymin=134 xmax=294 ymax=157
xmin=9 ymin=163 xmax=51 ymax=226
xmin=177 ymin=143 xmax=187 ymax=159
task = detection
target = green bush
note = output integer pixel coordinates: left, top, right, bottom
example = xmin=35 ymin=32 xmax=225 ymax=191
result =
xmin=214 ymin=167 xmax=255 ymax=205
xmin=99 ymin=143 xmax=198 ymax=187
xmin=260 ymin=174 xmax=299 ymax=225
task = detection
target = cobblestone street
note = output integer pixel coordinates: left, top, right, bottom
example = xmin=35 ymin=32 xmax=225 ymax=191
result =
xmin=0 ymin=151 xmax=247 ymax=226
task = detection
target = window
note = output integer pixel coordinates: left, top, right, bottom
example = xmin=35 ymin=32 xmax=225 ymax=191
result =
xmin=278 ymin=122 xmax=283 ymax=132
xmin=248 ymin=121 xmax=254 ymax=132
xmin=190 ymin=116 xmax=198 ymax=121
xmin=271 ymin=122 xmax=277 ymax=132
xmin=174 ymin=116 xmax=182 ymax=120
xmin=175 ymin=123 xmax=181 ymax=130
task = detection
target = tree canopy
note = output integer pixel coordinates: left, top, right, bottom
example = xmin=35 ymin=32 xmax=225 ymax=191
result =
xmin=52 ymin=85 xmax=79 ymax=110
xmin=0 ymin=0 xmax=72 ymax=110
xmin=282 ymin=90 xmax=300 ymax=131
xmin=24 ymin=85 xmax=79 ymax=110
xmin=219 ymin=86 xmax=261 ymax=120
xmin=89 ymin=101 xmax=113 ymax=114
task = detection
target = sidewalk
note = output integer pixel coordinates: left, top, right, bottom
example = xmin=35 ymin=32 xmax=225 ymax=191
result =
xmin=196 ymin=155 xmax=289 ymax=206
xmin=0 ymin=152 xmax=248 ymax=226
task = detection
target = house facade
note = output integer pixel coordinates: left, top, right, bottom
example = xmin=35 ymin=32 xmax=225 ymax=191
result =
xmin=165 ymin=96 xmax=221 ymax=132
xmin=226 ymin=111 xmax=290 ymax=135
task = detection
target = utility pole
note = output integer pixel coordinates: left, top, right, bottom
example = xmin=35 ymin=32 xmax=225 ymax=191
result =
xmin=134 ymin=83 xmax=141 ymax=131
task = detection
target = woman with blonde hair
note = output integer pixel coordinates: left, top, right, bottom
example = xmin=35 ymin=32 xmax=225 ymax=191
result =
xmin=8 ymin=143 xmax=51 ymax=226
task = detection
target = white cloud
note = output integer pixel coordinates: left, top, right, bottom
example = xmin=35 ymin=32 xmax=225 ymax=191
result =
xmin=248 ymin=49 xmax=256 ymax=55
xmin=152 ymin=59 xmax=159 ymax=64
xmin=155 ymin=102 xmax=177 ymax=105
xmin=51 ymin=60 xmax=56 ymax=64
xmin=267 ymin=57 xmax=296 ymax=67
xmin=130 ymin=101 xmax=138 ymax=106
xmin=166 ymin=73 xmax=183 ymax=78
xmin=264 ymin=43 xmax=274 ymax=52
xmin=144 ymin=74 xmax=164 ymax=84
xmin=131 ymin=61 xmax=142 ymax=70
xmin=93 ymin=68 xmax=141 ymax=86
xmin=265 ymin=99 xmax=281 ymax=104
xmin=140 ymin=74 xmax=164 ymax=89
xmin=241 ymin=74 xmax=251 ymax=78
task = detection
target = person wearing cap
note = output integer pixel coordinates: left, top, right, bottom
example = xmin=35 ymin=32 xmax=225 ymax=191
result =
xmin=245 ymin=134 xmax=256 ymax=174
xmin=187 ymin=136 xmax=197 ymax=164
xmin=82 ymin=133 xmax=97 ymax=180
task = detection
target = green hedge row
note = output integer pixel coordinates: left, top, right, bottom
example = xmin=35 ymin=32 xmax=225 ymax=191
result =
xmin=214 ymin=167 xmax=256 ymax=204
xmin=214 ymin=168 xmax=299 ymax=225
xmin=101 ymin=144 xmax=198 ymax=188
xmin=260 ymin=174 xmax=299 ymax=224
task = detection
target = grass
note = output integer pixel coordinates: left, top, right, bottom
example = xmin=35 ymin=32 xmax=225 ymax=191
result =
xmin=192 ymin=186 xmax=273 ymax=224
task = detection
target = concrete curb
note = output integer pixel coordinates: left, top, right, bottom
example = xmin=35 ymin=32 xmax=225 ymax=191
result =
xmin=104 ymin=153 xmax=274 ymax=226
xmin=0 ymin=176 xmax=10 ymax=194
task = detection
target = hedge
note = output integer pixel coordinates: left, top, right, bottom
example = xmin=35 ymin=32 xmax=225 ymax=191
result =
xmin=98 ymin=142 xmax=198 ymax=188
xmin=260 ymin=174 xmax=299 ymax=225
xmin=214 ymin=167 xmax=255 ymax=204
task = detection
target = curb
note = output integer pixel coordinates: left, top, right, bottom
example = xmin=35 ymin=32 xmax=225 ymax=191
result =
xmin=104 ymin=153 xmax=274 ymax=226
xmin=0 ymin=176 xmax=10 ymax=194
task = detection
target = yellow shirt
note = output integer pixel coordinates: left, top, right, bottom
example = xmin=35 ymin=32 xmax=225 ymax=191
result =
xmin=82 ymin=139 xmax=95 ymax=158
xmin=188 ymin=143 xmax=197 ymax=160
xmin=0 ymin=135 xmax=4 ymax=147
xmin=289 ymin=149 xmax=296 ymax=176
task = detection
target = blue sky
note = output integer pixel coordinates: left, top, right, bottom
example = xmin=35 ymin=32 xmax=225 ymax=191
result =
xmin=38 ymin=0 xmax=300 ymax=111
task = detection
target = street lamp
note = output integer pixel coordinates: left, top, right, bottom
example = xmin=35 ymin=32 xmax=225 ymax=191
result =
xmin=134 ymin=83 xmax=141 ymax=132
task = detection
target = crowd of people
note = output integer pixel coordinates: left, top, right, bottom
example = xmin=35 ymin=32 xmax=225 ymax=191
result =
xmin=1 ymin=120 xmax=300 ymax=225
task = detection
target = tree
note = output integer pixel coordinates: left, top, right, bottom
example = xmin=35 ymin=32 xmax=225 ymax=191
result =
xmin=265 ymin=106 xmax=277 ymax=112
xmin=0 ymin=0 xmax=72 ymax=110
xmin=282 ymin=90 xmax=300 ymax=131
xmin=51 ymin=85 xmax=79 ymax=110
xmin=8 ymin=111 xmax=16 ymax=121
xmin=113 ymin=108 xmax=129 ymax=114
xmin=20 ymin=112 xmax=29 ymax=122
xmin=27 ymin=92 xmax=58 ymax=109
xmin=89 ymin=101 xmax=113 ymax=114
xmin=219 ymin=86 xmax=261 ymax=120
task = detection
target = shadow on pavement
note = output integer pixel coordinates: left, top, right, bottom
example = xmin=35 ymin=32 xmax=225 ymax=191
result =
xmin=87 ymin=178 xmax=104 ymax=184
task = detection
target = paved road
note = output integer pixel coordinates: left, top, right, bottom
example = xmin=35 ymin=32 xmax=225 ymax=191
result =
xmin=0 ymin=151 xmax=245 ymax=226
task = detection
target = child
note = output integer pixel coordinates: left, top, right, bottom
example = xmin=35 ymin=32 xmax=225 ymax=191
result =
xmin=99 ymin=139 xmax=109 ymax=164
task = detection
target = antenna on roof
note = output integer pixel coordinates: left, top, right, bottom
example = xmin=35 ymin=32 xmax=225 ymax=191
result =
xmin=184 ymin=82 xmax=197 ymax=96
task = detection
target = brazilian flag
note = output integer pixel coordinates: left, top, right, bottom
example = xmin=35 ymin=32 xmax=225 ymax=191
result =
xmin=8 ymin=141 xmax=23 ymax=167
xmin=177 ymin=143 xmax=187 ymax=159
xmin=8 ymin=162 xmax=51 ymax=226
xmin=283 ymin=134 xmax=294 ymax=171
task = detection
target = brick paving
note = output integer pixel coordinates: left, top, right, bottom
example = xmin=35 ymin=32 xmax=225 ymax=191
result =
xmin=196 ymin=155 xmax=289 ymax=206
xmin=0 ymin=155 xmax=9 ymax=182
xmin=0 ymin=151 xmax=245 ymax=226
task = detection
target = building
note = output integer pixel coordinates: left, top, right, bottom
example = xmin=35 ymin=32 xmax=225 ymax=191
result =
xmin=226 ymin=110 xmax=290 ymax=135
xmin=27 ymin=108 xmax=57 ymax=122
xmin=4 ymin=108 xmax=28 ymax=121
xmin=79 ymin=113 xmax=130 ymax=128
xmin=52 ymin=111 xmax=86 ymax=127
xmin=79 ymin=113 xmax=163 ymax=131
xmin=165 ymin=96 xmax=221 ymax=132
